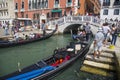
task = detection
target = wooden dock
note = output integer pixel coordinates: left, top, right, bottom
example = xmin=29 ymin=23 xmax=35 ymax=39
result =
xmin=80 ymin=50 xmax=116 ymax=77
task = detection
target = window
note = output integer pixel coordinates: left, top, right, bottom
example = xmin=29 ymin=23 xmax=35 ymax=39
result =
xmin=114 ymin=9 xmax=119 ymax=15
xmin=6 ymin=3 xmax=8 ymax=7
xmin=47 ymin=13 xmax=50 ymax=18
xmin=32 ymin=0 xmax=34 ymax=9
xmin=40 ymin=0 xmax=42 ymax=8
xmin=45 ymin=0 xmax=48 ymax=8
xmin=21 ymin=12 xmax=24 ymax=18
xmin=103 ymin=9 xmax=108 ymax=15
xmin=36 ymin=14 xmax=39 ymax=19
xmin=29 ymin=0 xmax=31 ymax=9
xmin=38 ymin=0 xmax=40 ymax=8
xmin=15 ymin=13 xmax=18 ymax=18
xmin=35 ymin=0 xmax=37 ymax=9
xmin=68 ymin=0 xmax=72 ymax=3
xmin=6 ymin=12 xmax=8 ymax=16
xmin=4 ymin=11 xmax=6 ymax=16
xmin=15 ymin=3 xmax=18 ymax=10
xmin=33 ymin=13 xmax=36 ymax=19
xmin=55 ymin=0 xmax=59 ymax=4
xmin=42 ymin=0 xmax=44 ymax=8
xmin=26 ymin=14 xmax=28 ymax=18
xmin=21 ymin=1 xmax=24 ymax=9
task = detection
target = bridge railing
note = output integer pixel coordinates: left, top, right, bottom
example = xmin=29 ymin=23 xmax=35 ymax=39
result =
xmin=46 ymin=16 xmax=102 ymax=29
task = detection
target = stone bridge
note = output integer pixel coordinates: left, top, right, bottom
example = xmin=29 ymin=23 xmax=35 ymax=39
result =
xmin=46 ymin=16 xmax=101 ymax=33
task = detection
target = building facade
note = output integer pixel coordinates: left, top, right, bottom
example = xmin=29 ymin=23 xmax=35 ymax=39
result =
xmin=14 ymin=0 xmax=88 ymax=24
xmin=0 ymin=0 xmax=15 ymax=24
xmin=0 ymin=0 xmax=101 ymax=25
xmin=100 ymin=0 xmax=120 ymax=20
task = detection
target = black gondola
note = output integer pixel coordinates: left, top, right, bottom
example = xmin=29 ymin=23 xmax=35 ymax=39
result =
xmin=0 ymin=35 xmax=94 ymax=80
xmin=0 ymin=28 xmax=57 ymax=48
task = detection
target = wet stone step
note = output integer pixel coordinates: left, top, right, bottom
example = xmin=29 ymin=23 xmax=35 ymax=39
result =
xmin=80 ymin=65 xmax=114 ymax=77
xmin=101 ymin=51 xmax=114 ymax=58
xmin=102 ymin=50 xmax=115 ymax=54
xmin=85 ymin=55 xmax=115 ymax=64
xmin=83 ymin=60 xmax=116 ymax=71
xmin=87 ymin=52 xmax=114 ymax=58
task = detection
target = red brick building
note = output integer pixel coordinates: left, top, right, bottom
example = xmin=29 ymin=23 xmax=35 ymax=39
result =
xmin=14 ymin=0 xmax=100 ymax=24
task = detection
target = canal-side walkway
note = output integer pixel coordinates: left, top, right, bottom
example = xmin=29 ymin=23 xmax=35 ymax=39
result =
xmin=0 ymin=27 xmax=55 ymax=40
xmin=80 ymin=28 xmax=120 ymax=80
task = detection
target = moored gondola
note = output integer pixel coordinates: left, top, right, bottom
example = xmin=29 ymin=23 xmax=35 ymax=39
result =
xmin=0 ymin=28 xmax=57 ymax=48
xmin=0 ymin=35 xmax=94 ymax=80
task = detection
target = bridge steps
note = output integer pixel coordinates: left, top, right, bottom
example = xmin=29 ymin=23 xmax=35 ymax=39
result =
xmin=80 ymin=50 xmax=116 ymax=77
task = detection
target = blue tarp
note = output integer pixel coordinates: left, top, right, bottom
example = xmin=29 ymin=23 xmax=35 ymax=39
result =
xmin=7 ymin=66 xmax=55 ymax=80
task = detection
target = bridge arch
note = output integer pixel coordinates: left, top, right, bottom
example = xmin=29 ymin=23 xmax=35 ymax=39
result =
xmin=63 ymin=24 xmax=82 ymax=34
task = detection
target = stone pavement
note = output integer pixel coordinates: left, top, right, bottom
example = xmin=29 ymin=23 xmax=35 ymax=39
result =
xmin=88 ymin=25 xmax=120 ymax=79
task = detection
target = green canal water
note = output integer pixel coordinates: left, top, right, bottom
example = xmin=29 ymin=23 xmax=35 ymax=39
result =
xmin=0 ymin=34 xmax=72 ymax=77
xmin=0 ymin=34 xmax=116 ymax=80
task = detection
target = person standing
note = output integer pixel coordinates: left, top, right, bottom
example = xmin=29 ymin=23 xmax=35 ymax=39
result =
xmin=0 ymin=21 xmax=2 ymax=28
xmin=102 ymin=23 xmax=111 ymax=46
xmin=111 ymin=24 xmax=118 ymax=46
xmin=4 ymin=21 xmax=9 ymax=35
xmin=94 ymin=27 xmax=104 ymax=59
xmin=85 ymin=22 xmax=91 ymax=41
xmin=11 ymin=22 xmax=15 ymax=36
xmin=41 ymin=20 xmax=46 ymax=36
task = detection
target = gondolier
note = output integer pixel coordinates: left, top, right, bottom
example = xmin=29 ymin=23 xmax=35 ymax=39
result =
xmin=41 ymin=20 xmax=46 ymax=36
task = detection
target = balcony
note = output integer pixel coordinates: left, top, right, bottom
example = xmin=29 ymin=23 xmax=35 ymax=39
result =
xmin=66 ymin=2 xmax=72 ymax=7
xmin=14 ymin=9 xmax=18 ymax=12
xmin=0 ymin=7 xmax=8 ymax=11
xmin=113 ymin=1 xmax=120 ymax=6
xmin=20 ymin=8 xmax=25 ymax=12
xmin=103 ymin=2 xmax=110 ymax=6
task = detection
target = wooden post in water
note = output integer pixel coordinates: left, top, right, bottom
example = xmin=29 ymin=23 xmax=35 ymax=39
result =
xmin=18 ymin=62 xmax=21 ymax=72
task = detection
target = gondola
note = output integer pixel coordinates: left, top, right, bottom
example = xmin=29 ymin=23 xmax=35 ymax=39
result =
xmin=0 ymin=36 xmax=94 ymax=80
xmin=0 ymin=28 xmax=57 ymax=48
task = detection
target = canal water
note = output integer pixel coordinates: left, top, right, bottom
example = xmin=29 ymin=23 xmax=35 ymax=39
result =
xmin=0 ymin=34 xmax=72 ymax=77
xmin=0 ymin=34 xmax=116 ymax=80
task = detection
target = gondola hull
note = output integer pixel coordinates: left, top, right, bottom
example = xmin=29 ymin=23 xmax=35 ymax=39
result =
xmin=0 ymin=36 xmax=93 ymax=80
xmin=0 ymin=29 xmax=56 ymax=48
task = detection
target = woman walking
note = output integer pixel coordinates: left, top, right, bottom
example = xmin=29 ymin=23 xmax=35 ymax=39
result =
xmin=111 ymin=24 xmax=118 ymax=46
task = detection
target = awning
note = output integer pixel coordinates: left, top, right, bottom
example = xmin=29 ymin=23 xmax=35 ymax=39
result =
xmin=51 ymin=9 xmax=62 ymax=13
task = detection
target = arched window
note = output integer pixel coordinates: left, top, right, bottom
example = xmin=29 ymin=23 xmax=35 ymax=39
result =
xmin=42 ymin=0 xmax=44 ymax=8
xmin=6 ymin=2 xmax=8 ymax=7
xmin=7 ymin=12 xmax=8 ymax=16
xmin=38 ymin=0 xmax=40 ymax=8
xmin=35 ymin=0 xmax=37 ymax=9
xmin=15 ymin=3 xmax=18 ymax=10
xmin=4 ymin=11 xmax=6 ymax=16
xmin=21 ymin=1 xmax=24 ymax=9
xmin=29 ymin=0 xmax=31 ymax=9
xmin=32 ymin=0 xmax=34 ymax=9
xmin=45 ymin=0 xmax=48 ymax=8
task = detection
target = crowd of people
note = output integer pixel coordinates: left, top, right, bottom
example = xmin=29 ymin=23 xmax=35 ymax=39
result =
xmin=72 ymin=22 xmax=92 ymax=42
xmin=0 ymin=20 xmax=48 ymax=42
xmin=93 ymin=21 xmax=120 ymax=59
xmin=72 ymin=20 xmax=120 ymax=60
